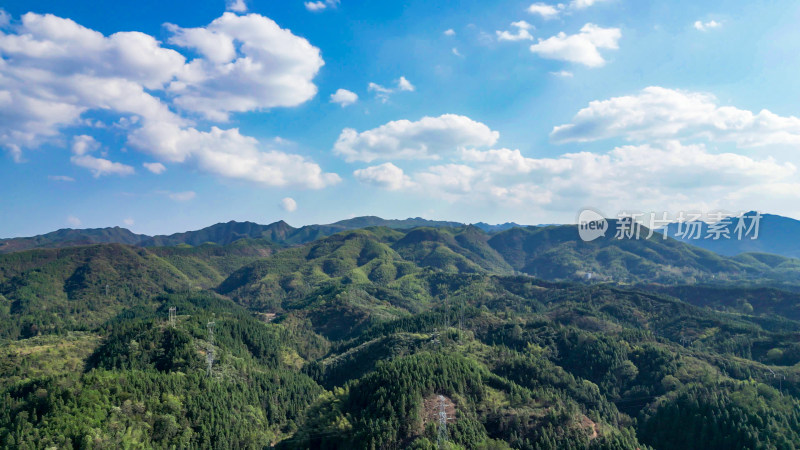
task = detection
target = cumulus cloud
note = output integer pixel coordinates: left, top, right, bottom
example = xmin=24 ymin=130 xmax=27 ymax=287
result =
xmin=330 ymin=88 xmax=358 ymax=107
xmin=353 ymin=163 xmax=415 ymax=190
xmin=123 ymin=218 xmax=135 ymax=226
xmin=527 ymin=0 xmax=610 ymax=20
xmin=72 ymin=154 xmax=135 ymax=178
xmin=129 ymin=122 xmax=340 ymax=188
xmin=0 ymin=9 xmax=10 ymax=27
xmin=143 ymin=162 xmax=167 ymax=174
xmin=527 ymin=3 xmax=561 ymax=19
xmin=694 ymin=20 xmax=722 ymax=31
xmin=570 ymin=0 xmax=612 ymax=9
xmin=69 ymin=135 xmax=134 ymax=177
xmin=550 ymin=70 xmax=574 ymax=77
xmin=165 ymin=13 xmax=324 ymax=121
xmin=0 ymin=12 xmax=184 ymax=158
xmin=280 ymin=197 xmax=298 ymax=212
xmin=397 ymin=76 xmax=415 ymax=92
xmin=529 ymin=23 xmax=621 ymax=67
xmin=334 ymin=114 xmax=500 ymax=162
xmin=497 ymin=21 xmax=534 ymax=42
xmin=305 ymin=0 xmax=339 ymax=12
xmin=368 ymin=76 xmax=415 ymax=102
xmin=226 ymin=0 xmax=247 ymax=12
xmin=415 ymin=164 xmax=479 ymax=196
xmin=359 ymin=142 xmax=796 ymax=214
xmin=444 ymin=29 xmax=456 ymax=36
xmin=551 ymin=86 xmax=800 ymax=148
xmin=0 ymin=11 xmax=338 ymax=189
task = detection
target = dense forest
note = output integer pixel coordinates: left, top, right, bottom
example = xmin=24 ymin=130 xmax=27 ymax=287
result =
xmin=1 ymin=224 xmax=800 ymax=448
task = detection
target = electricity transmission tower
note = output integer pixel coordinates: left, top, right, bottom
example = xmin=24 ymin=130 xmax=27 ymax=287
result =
xmin=437 ymin=395 xmax=448 ymax=449
xmin=206 ymin=320 xmax=215 ymax=377
xmin=767 ymin=367 xmax=786 ymax=395
xmin=443 ymin=296 xmax=449 ymax=330
xmin=168 ymin=307 xmax=176 ymax=327
xmin=458 ymin=298 xmax=465 ymax=333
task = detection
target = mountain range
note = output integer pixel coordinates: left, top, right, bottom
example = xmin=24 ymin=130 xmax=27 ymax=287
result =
xmin=0 ymin=216 xmax=475 ymax=254
xmin=3 ymin=217 xmax=800 ymax=447
xmin=660 ymin=211 xmax=800 ymax=259
xmin=5 ymin=212 xmax=800 ymax=262
xmin=4 ymin=216 xmax=800 ymax=288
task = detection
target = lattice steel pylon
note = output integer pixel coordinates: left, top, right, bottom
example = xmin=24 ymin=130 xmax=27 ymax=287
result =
xmin=437 ymin=395 xmax=448 ymax=448
xmin=206 ymin=321 xmax=215 ymax=377
xmin=168 ymin=307 xmax=176 ymax=327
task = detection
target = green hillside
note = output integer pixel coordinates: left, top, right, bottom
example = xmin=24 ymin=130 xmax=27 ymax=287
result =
xmin=0 ymin=244 xmax=190 ymax=339
xmin=0 ymin=227 xmax=148 ymax=254
xmin=486 ymin=224 xmax=776 ymax=284
xmin=2 ymin=225 xmax=800 ymax=448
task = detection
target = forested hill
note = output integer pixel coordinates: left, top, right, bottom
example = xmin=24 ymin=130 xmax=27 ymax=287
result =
xmin=0 ymin=217 xmax=470 ymax=254
xmin=2 ymin=225 xmax=800 ymax=448
xmin=660 ymin=212 xmax=800 ymax=259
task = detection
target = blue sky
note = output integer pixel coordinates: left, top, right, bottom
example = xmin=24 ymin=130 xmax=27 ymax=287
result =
xmin=2 ymin=0 xmax=800 ymax=237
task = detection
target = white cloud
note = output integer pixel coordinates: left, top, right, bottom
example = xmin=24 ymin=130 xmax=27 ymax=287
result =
xmin=334 ymin=114 xmax=500 ymax=162
xmin=69 ymin=135 xmax=134 ymax=177
xmin=71 ymin=135 xmax=98 ymax=156
xmin=72 ymin=154 xmax=135 ymax=177
xmin=415 ymin=164 xmax=478 ymax=197
xmin=226 ymin=0 xmax=248 ymax=12
xmin=529 ymin=23 xmax=621 ymax=67
xmin=694 ymin=20 xmax=722 ymax=31
xmin=129 ymin=122 xmax=340 ymax=188
xmin=551 ymin=86 xmax=800 ymax=148
xmin=360 ymin=142 xmax=797 ymax=215
xmin=368 ymin=82 xmax=393 ymax=94
xmin=66 ymin=215 xmax=82 ymax=227
xmin=0 ymin=11 xmax=338 ymax=190
xmin=123 ymin=218 xmax=135 ymax=226
xmin=0 ymin=9 xmax=9 ymax=27
xmin=527 ymin=3 xmax=562 ymax=19
xmin=280 ymin=197 xmax=298 ymax=212
xmin=330 ymin=88 xmax=358 ymax=107
xmin=397 ymin=76 xmax=415 ymax=92
xmin=444 ymin=29 xmax=456 ymax=36
xmin=527 ymin=0 xmax=610 ymax=20
xmin=452 ymin=48 xmax=462 ymax=57
xmin=143 ymin=162 xmax=167 ymax=174
xmin=0 ymin=12 xmax=185 ymax=158
xmin=367 ymin=76 xmax=415 ymax=102
xmin=48 ymin=175 xmax=75 ymax=182
xmin=305 ymin=0 xmax=339 ymax=12
xmin=550 ymin=70 xmax=574 ymax=77
xmin=354 ymin=163 xmax=415 ymax=190
xmin=168 ymin=191 xmax=196 ymax=201
xmin=165 ymin=13 xmax=324 ymax=121
xmin=570 ymin=0 xmax=611 ymax=9
xmin=459 ymin=147 xmax=572 ymax=174
xmin=305 ymin=2 xmax=327 ymax=11
xmin=497 ymin=21 xmax=534 ymax=42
